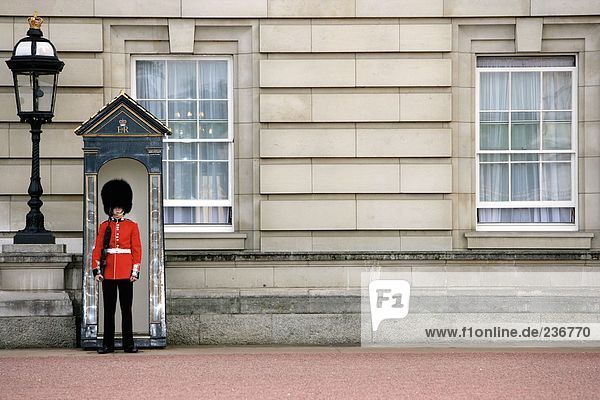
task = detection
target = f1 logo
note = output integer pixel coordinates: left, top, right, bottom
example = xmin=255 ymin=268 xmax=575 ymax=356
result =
xmin=369 ymin=280 xmax=411 ymax=331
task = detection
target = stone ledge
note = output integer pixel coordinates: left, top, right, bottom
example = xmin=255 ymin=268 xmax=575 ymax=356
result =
xmin=2 ymin=244 xmax=66 ymax=254
xmin=166 ymin=250 xmax=600 ymax=263
xmin=0 ymin=291 xmax=73 ymax=317
xmin=465 ymin=232 xmax=594 ymax=250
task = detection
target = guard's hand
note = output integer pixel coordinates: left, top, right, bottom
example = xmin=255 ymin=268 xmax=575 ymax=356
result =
xmin=95 ymin=274 xmax=104 ymax=282
xmin=129 ymin=275 xmax=138 ymax=282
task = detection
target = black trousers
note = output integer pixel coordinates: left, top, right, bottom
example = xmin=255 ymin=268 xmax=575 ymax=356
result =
xmin=102 ymin=279 xmax=134 ymax=349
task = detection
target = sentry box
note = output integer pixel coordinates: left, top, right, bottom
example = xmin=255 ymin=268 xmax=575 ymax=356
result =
xmin=75 ymin=92 xmax=171 ymax=349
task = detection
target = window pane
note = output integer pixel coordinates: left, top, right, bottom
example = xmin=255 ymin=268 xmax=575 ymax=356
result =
xmin=169 ymin=121 xmax=197 ymax=139
xmin=167 ymin=61 xmax=196 ymax=99
xmin=477 ymin=56 xmax=575 ymax=68
xmin=167 ymin=142 xmax=198 ymax=161
xmin=199 ymin=100 xmax=227 ymax=120
xmin=199 ymin=143 xmax=229 ymax=160
xmin=511 ymin=163 xmax=539 ymax=201
xmin=543 ymin=123 xmax=571 ymax=150
xmin=480 ymin=123 xmax=508 ymax=150
xmin=542 ymin=111 xmax=571 ymax=150
xmin=542 ymin=162 xmax=571 ymax=201
xmin=543 ymin=71 xmax=571 ymax=110
xmin=542 ymin=153 xmax=571 ymax=161
xmin=511 ymin=72 xmax=540 ymax=110
xmin=168 ymin=100 xmax=196 ymax=120
xmin=139 ymin=100 xmax=165 ymax=120
xmin=480 ymin=163 xmax=508 ymax=201
xmin=199 ymin=122 xmax=228 ymax=139
xmin=512 ymin=154 xmax=538 ymax=162
xmin=200 ymin=61 xmax=228 ymax=99
xmin=167 ymin=161 xmax=198 ymax=200
xmin=480 ymin=154 xmax=508 ymax=162
xmin=164 ymin=206 xmax=231 ymax=224
xmin=480 ymin=72 xmax=508 ymax=110
xmin=480 ymin=112 xmax=509 ymax=123
xmin=200 ymin=162 xmax=229 ymax=200
xmin=136 ymin=60 xmax=165 ymax=99
xmin=478 ymin=208 xmax=574 ymax=223
xmin=511 ymin=112 xmax=540 ymax=150
xmin=480 ymin=112 xmax=508 ymax=150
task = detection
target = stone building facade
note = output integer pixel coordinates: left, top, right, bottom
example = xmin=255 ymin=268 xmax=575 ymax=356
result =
xmin=1 ymin=0 xmax=600 ymax=347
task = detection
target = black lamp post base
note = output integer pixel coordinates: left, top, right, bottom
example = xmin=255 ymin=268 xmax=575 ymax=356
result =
xmin=13 ymin=230 xmax=56 ymax=244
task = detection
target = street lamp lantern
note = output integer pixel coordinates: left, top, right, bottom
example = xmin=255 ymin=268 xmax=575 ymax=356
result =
xmin=6 ymin=13 xmax=64 ymax=244
xmin=7 ymin=13 xmax=63 ymax=124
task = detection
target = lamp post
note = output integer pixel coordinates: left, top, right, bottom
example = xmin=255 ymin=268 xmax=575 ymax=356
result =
xmin=6 ymin=13 xmax=64 ymax=244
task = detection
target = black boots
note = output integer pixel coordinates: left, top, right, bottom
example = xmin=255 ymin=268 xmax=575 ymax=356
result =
xmin=97 ymin=345 xmax=114 ymax=354
xmin=123 ymin=345 xmax=139 ymax=353
xmin=96 ymin=344 xmax=138 ymax=354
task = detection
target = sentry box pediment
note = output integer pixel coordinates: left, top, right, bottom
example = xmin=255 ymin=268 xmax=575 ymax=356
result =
xmin=75 ymin=91 xmax=170 ymax=138
xmin=75 ymin=92 xmax=171 ymax=174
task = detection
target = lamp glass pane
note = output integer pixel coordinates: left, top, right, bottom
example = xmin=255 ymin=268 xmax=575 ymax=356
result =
xmin=15 ymin=41 xmax=32 ymax=56
xmin=35 ymin=42 xmax=55 ymax=57
xmin=37 ymin=73 xmax=56 ymax=113
xmin=16 ymin=73 xmax=34 ymax=113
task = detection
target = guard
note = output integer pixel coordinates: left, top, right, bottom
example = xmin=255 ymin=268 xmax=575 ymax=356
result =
xmin=92 ymin=179 xmax=142 ymax=354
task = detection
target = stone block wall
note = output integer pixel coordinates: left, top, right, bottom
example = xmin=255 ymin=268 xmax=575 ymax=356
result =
xmin=0 ymin=2 xmax=598 ymax=252
xmin=164 ymin=252 xmax=600 ymax=346
xmin=1 ymin=1 xmax=600 ymax=347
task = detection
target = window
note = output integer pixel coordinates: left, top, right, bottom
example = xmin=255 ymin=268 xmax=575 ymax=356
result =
xmin=476 ymin=56 xmax=577 ymax=230
xmin=134 ymin=58 xmax=233 ymax=230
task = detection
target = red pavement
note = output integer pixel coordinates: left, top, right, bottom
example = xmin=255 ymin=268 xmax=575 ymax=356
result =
xmin=1 ymin=347 xmax=599 ymax=399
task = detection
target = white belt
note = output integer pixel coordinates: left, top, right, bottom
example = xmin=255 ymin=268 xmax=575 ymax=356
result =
xmin=106 ymin=248 xmax=131 ymax=254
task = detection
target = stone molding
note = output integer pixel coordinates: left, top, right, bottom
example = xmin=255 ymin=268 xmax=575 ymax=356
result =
xmin=465 ymin=232 xmax=594 ymax=249
xmin=165 ymin=250 xmax=600 ymax=263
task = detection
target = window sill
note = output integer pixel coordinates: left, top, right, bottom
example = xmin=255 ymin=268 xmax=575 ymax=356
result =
xmin=165 ymin=232 xmax=247 ymax=251
xmin=465 ymin=231 xmax=594 ymax=250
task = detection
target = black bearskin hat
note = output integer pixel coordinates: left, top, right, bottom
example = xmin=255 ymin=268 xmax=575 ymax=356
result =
xmin=101 ymin=179 xmax=133 ymax=216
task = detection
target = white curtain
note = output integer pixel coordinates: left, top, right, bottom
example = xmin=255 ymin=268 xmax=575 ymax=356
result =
xmin=168 ymin=61 xmax=196 ymax=99
xmin=511 ymin=72 xmax=540 ymax=110
xmin=542 ymin=162 xmax=571 ymax=201
xmin=480 ymin=156 xmax=508 ymax=202
xmin=543 ymin=72 xmax=571 ymax=110
xmin=136 ymin=60 xmax=164 ymax=99
xmin=478 ymin=208 xmax=574 ymax=223
xmin=511 ymin=161 xmax=539 ymax=201
xmin=200 ymin=61 xmax=227 ymax=99
xmin=480 ymin=72 xmax=508 ymax=110
xmin=139 ymin=60 xmax=231 ymax=225
xmin=166 ymin=207 xmax=231 ymax=224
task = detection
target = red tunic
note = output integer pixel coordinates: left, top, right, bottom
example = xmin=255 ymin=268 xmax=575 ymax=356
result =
xmin=92 ymin=218 xmax=142 ymax=280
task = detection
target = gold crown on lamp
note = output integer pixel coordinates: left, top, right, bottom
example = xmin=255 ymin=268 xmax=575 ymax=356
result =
xmin=28 ymin=12 xmax=44 ymax=30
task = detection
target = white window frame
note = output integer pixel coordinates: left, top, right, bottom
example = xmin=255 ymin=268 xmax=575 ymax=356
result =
xmin=475 ymin=57 xmax=578 ymax=232
xmin=131 ymin=56 xmax=234 ymax=233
